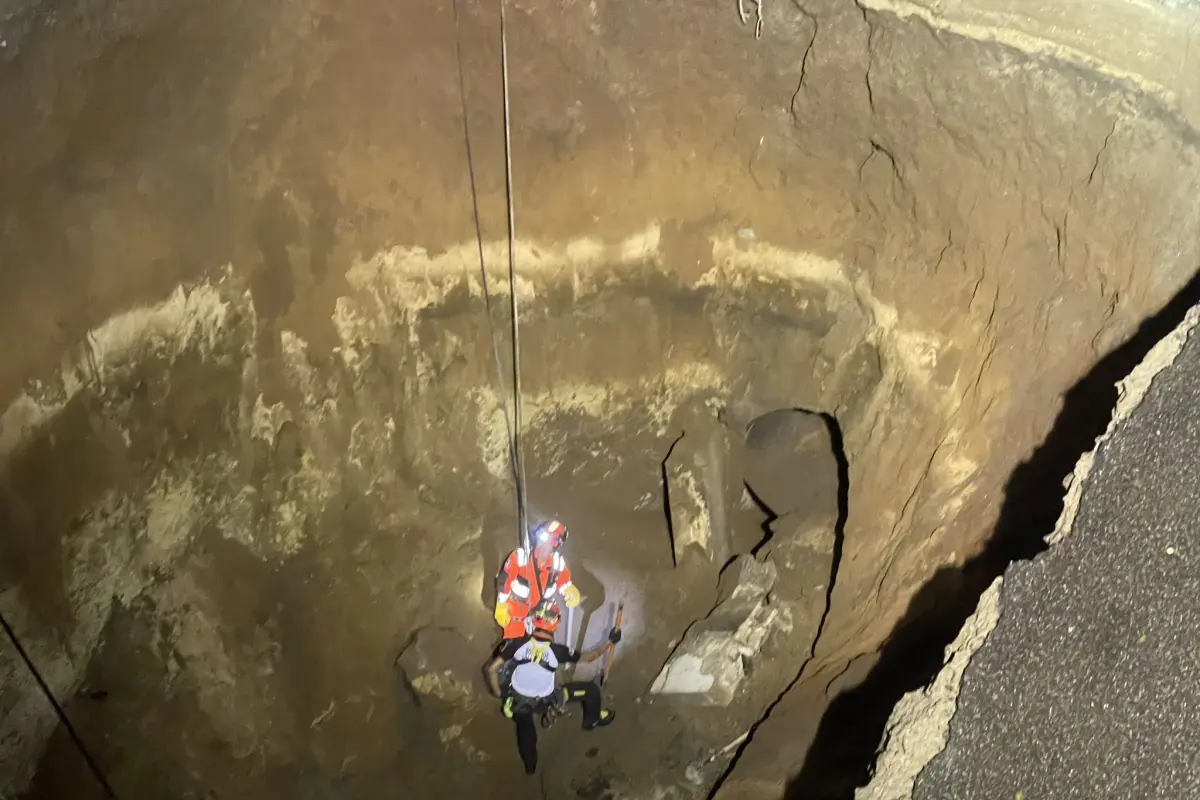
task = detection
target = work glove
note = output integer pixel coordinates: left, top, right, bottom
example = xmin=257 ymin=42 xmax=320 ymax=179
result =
xmin=563 ymin=584 xmax=581 ymax=609
xmin=608 ymin=628 xmax=622 ymax=645
xmin=494 ymin=603 xmax=511 ymax=628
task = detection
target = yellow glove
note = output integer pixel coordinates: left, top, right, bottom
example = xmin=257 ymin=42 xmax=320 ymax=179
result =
xmin=563 ymin=584 xmax=581 ymax=609
xmin=494 ymin=603 xmax=511 ymax=628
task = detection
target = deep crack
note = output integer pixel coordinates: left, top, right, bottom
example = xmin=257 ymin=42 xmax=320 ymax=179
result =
xmin=872 ymin=139 xmax=903 ymax=185
xmin=932 ymin=230 xmax=953 ymax=274
xmin=781 ymin=268 xmax=1200 ymax=800
xmin=854 ymin=0 xmax=878 ymax=113
xmin=856 ymin=141 xmax=895 ymax=187
xmin=1059 ymin=210 xmax=1071 ymax=273
xmin=705 ymin=412 xmax=848 ymax=799
xmin=743 ymin=481 xmax=779 ymax=556
xmin=661 ymin=431 xmax=687 ymax=567
xmin=788 ymin=2 xmax=819 ymax=125
xmin=812 ymin=413 xmax=849 ymax=661
xmin=1086 ymin=120 xmax=1118 ymax=186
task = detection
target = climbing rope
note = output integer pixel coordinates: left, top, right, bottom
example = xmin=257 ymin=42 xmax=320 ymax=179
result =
xmin=451 ymin=0 xmax=530 ymax=552
xmin=499 ymin=0 xmax=531 ymax=551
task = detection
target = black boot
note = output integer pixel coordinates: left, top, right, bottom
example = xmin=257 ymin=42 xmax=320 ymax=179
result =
xmin=584 ymin=709 xmax=615 ymax=730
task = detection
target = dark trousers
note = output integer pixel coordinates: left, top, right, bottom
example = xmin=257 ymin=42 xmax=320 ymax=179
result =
xmin=562 ymin=681 xmax=603 ymax=726
xmin=511 ymin=681 xmax=604 ymax=774
xmin=513 ymin=709 xmax=540 ymax=774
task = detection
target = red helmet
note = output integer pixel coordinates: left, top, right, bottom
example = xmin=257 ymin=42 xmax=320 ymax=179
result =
xmin=531 ymin=599 xmax=562 ymax=632
xmin=532 ymin=519 xmax=568 ymax=549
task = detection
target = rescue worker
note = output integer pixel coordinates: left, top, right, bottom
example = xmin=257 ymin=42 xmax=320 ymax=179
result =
xmin=485 ymin=601 xmax=620 ymax=775
xmin=494 ymin=519 xmax=580 ymax=640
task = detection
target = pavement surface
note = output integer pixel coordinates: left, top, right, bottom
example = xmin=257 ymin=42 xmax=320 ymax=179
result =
xmin=914 ymin=318 xmax=1200 ymax=800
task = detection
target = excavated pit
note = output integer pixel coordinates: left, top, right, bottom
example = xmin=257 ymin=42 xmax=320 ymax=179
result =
xmin=2 ymin=0 xmax=1200 ymax=798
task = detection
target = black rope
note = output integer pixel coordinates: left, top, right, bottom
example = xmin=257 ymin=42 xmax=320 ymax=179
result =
xmin=450 ymin=0 xmax=527 ymax=551
xmin=0 ymin=610 xmax=117 ymax=798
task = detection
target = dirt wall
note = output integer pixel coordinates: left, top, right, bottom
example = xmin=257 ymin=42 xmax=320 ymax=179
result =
xmin=1 ymin=0 xmax=1199 ymax=796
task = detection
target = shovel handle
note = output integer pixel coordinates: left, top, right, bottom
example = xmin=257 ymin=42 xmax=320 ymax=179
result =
xmin=600 ymin=602 xmax=624 ymax=685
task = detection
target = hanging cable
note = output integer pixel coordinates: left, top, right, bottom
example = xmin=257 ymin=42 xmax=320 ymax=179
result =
xmin=498 ymin=0 xmax=531 ymax=552
xmin=451 ymin=0 xmax=529 ymax=552
xmin=0 ymin=610 xmax=117 ymax=799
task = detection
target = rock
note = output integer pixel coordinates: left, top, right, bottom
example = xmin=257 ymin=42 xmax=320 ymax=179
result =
xmin=708 ymin=555 xmax=777 ymax=631
xmin=762 ymin=511 xmax=836 ymax=606
xmin=649 ymin=630 xmax=746 ymax=706
xmin=395 ymin=627 xmax=481 ymax=712
xmin=664 ymin=423 xmax=737 ymax=566
xmin=743 ymin=409 xmax=839 ymax=521
xmin=649 ymin=555 xmax=788 ymax=706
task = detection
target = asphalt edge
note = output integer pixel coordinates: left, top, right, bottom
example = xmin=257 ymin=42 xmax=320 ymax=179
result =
xmin=853 ymin=576 xmax=1002 ymax=800
xmin=853 ymin=302 xmax=1200 ymax=800
xmin=1047 ymin=302 xmax=1200 ymax=547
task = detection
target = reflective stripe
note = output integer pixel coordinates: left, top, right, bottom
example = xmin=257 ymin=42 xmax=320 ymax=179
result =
xmin=511 ymin=581 xmax=531 ymax=599
xmin=543 ymin=584 xmax=557 ymax=598
xmin=552 ymin=552 xmax=565 ymax=571
xmin=516 ymin=548 xmax=529 ymax=567
xmin=497 ymin=592 xmax=510 ymax=602
xmin=559 ymin=580 xmax=573 ymax=590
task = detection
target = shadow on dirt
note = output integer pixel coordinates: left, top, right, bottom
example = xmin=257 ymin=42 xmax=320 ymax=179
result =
xmin=783 ymin=268 xmax=1200 ymax=799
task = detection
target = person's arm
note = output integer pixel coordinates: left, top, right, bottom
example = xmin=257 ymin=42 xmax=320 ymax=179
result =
xmin=557 ymin=628 xmax=622 ymax=664
xmin=494 ymin=553 xmax=519 ymax=626
xmin=487 ymin=638 xmax=525 ymax=696
xmin=484 ymin=656 xmax=504 ymax=697
xmin=554 ymin=565 xmax=572 ymax=590
xmin=557 ymin=566 xmax=581 ymax=608
xmin=496 ymin=553 xmax=519 ymax=603
xmin=578 ymin=643 xmax=608 ymax=663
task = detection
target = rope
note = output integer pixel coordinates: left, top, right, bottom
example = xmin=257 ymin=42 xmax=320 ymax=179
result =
xmin=0 ymin=610 xmax=117 ymax=798
xmin=451 ymin=0 xmax=529 ymax=552
xmin=499 ymin=0 xmax=531 ymax=552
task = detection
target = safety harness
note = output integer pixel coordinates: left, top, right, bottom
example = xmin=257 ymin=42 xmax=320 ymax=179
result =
xmin=516 ymin=547 xmax=564 ymax=594
xmin=500 ymin=637 xmax=564 ymax=722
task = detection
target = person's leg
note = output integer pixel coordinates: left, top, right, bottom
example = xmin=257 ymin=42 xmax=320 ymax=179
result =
xmin=561 ymin=681 xmax=613 ymax=729
xmin=514 ymin=710 xmax=539 ymax=774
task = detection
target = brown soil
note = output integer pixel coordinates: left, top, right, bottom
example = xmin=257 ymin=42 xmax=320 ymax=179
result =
xmin=2 ymin=0 xmax=1199 ymax=798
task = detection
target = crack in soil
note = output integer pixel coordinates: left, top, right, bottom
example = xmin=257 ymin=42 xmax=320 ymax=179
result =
xmin=778 ymin=268 xmax=1200 ymax=800
xmin=704 ymin=412 xmax=849 ymax=799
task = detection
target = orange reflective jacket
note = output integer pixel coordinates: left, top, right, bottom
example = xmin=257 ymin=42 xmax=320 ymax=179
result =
xmin=496 ymin=547 xmax=573 ymax=637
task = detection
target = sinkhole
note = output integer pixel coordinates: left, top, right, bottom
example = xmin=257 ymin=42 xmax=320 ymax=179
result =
xmin=2 ymin=0 xmax=1200 ymax=799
